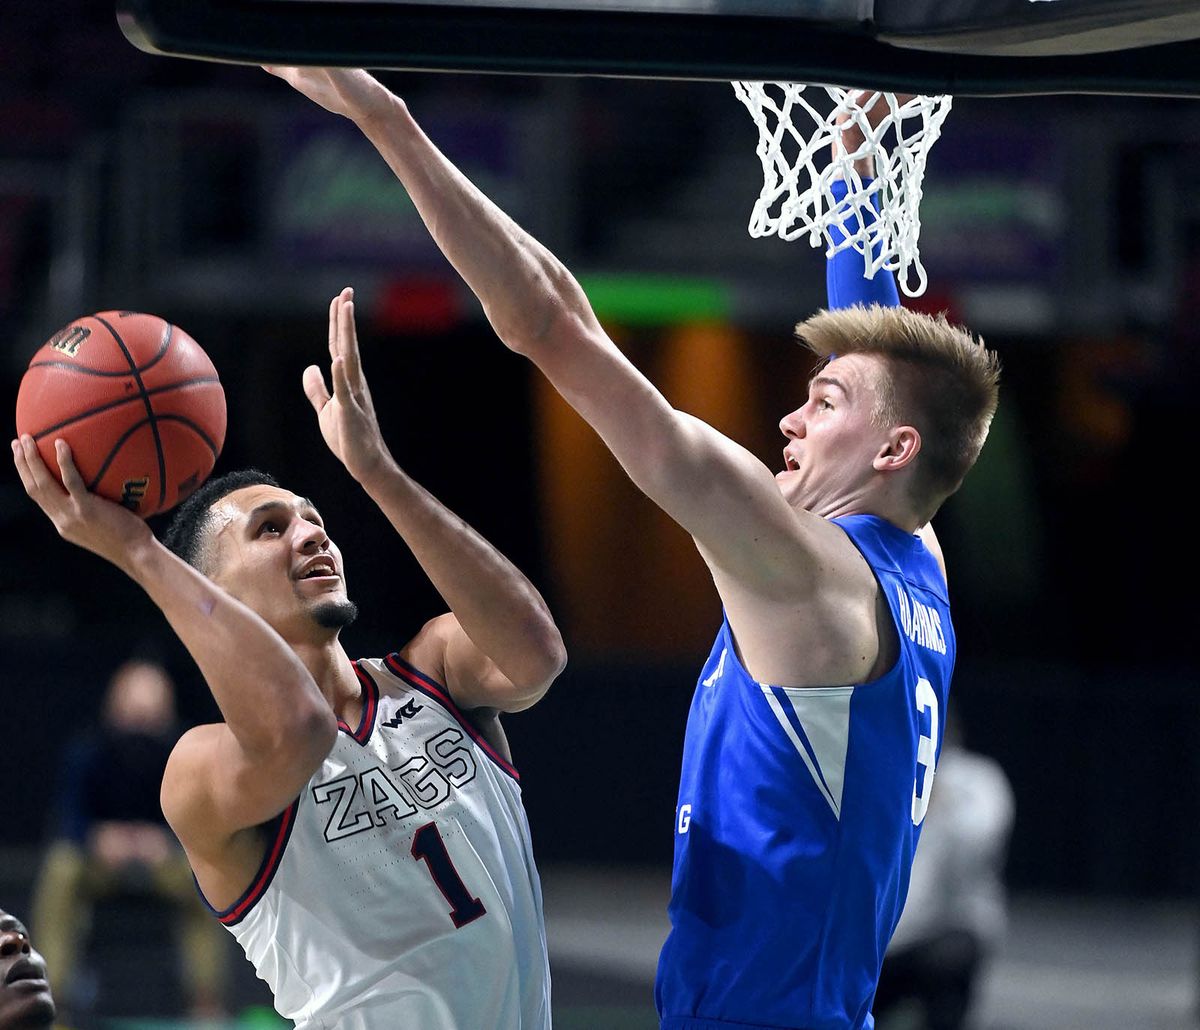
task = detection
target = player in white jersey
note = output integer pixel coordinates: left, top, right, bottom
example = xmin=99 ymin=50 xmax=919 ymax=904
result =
xmin=12 ymin=289 xmax=565 ymax=1029
xmin=215 ymin=650 xmax=552 ymax=1028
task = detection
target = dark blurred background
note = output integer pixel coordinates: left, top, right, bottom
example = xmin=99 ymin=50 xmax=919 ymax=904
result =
xmin=2 ymin=2 xmax=1199 ymax=1025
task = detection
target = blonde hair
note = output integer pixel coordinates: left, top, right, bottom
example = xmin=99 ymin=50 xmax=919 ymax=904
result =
xmin=794 ymin=304 xmax=1000 ymax=516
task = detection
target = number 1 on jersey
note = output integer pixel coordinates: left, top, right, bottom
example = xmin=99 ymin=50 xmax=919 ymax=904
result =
xmin=411 ymin=822 xmax=487 ymax=928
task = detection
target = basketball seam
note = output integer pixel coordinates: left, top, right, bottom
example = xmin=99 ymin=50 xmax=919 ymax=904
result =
xmin=28 ymin=319 xmax=175 ymax=376
xmin=153 ymin=414 xmax=222 ymax=457
xmin=94 ymin=316 xmax=168 ymax=508
xmin=83 ymin=414 xmax=221 ymax=500
xmin=30 ymin=377 xmax=222 ymax=440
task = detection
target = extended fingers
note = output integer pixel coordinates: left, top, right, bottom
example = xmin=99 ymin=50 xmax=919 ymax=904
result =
xmin=329 ymin=291 xmax=340 ymax=360
xmin=302 ymin=363 xmax=331 ymax=413
xmin=15 ymin=435 xmax=61 ymax=496
xmin=13 ymin=436 xmax=71 ymax=524
xmin=55 ymin=439 xmax=87 ymax=495
xmin=11 ymin=437 xmax=36 ymax=495
xmin=337 ymin=293 xmax=365 ymax=388
xmin=329 ymin=286 xmax=354 ymax=357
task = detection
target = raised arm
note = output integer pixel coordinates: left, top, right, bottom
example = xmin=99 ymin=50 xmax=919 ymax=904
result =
xmin=11 ymin=436 xmax=337 ymax=851
xmin=306 ymin=288 xmax=566 ymax=713
xmin=828 ymin=96 xmax=947 ymax=581
xmin=266 ymin=67 xmax=829 ymax=598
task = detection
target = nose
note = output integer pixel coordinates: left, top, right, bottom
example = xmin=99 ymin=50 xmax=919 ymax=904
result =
xmin=295 ymin=520 xmax=330 ymax=554
xmin=779 ymin=407 xmax=806 ymax=440
xmin=0 ymin=929 xmax=30 ymax=958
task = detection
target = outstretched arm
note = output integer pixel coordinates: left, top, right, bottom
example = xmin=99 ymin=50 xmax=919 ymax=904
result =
xmin=307 ymin=288 xmax=566 ymax=712
xmin=266 ymin=67 xmax=833 ymax=599
xmin=829 ymin=96 xmax=947 ymax=580
xmin=828 ymin=91 xmax=903 ymax=311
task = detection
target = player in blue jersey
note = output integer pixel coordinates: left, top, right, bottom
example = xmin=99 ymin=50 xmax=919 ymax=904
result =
xmin=268 ymin=68 xmax=1001 ymax=1030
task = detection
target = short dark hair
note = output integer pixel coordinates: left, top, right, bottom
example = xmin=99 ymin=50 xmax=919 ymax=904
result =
xmin=161 ymin=468 xmax=281 ymax=571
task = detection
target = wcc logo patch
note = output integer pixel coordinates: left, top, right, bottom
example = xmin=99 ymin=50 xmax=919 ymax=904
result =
xmin=381 ymin=699 xmax=423 ymax=729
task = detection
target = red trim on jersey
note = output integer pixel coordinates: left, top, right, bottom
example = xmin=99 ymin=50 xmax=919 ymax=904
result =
xmin=338 ymin=661 xmax=379 ymax=745
xmin=209 ymin=799 xmax=299 ymax=926
xmin=383 ymin=652 xmax=520 ymax=782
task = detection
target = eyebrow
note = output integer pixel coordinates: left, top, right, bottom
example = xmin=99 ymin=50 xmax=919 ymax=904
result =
xmin=810 ymin=374 xmax=849 ymax=398
xmin=246 ymin=498 xmax=322 ymax=523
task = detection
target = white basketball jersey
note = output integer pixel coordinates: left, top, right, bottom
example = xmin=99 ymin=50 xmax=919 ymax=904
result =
xmin=200 ymin=653 xmax=552 ymax=1030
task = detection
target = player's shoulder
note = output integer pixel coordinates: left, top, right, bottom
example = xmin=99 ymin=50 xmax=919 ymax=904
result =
xmin=743 ymin=506 xmax=879 ymax=602
xmin=388 ymin=614 xmax=455 ymax=684
xmin=357 ymin=639 xmax=516 ymax=771
xmin=354 ymin=624 xmax=459 ymax=713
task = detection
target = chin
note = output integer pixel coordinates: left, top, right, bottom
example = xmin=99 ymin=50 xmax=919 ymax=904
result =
xmin=2 ymin=993 xmax=56 ymax=1029
xmin=311 ymin=599 xmax=359 ymax=630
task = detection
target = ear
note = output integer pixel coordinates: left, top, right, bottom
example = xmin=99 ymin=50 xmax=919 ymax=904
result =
xmin=873 ymin=425 xmax=921 ymax=472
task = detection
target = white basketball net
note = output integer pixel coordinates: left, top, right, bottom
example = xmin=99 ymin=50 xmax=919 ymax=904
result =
xmin=732 ymin=83 xmax=953 ymax=298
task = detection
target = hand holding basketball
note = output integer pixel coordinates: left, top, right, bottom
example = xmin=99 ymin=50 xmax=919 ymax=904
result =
xmin=303 ymin=288 xmax=393 ymax=487
xmin=12 ymin=434 xmax=153 ymax=570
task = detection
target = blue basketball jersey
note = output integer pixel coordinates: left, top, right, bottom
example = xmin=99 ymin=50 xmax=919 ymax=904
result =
xmin=655 ymin=514 xmax=955 ymax=1030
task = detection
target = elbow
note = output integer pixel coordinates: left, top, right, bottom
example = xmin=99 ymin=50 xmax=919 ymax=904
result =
xmin=304 ymin=704 xmax=340 ymax=763
xmin=532 ymin=615 xmax=568 ymax=684
xmin=493 ymin=266 xmax=595 ymax=358
xmin=540 ymin=627 xmax=569 ymax=686
xmin=506 ymin=625 xmax=568 ymax=712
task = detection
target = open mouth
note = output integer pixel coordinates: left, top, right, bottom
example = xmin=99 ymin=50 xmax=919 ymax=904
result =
xmin=783 ymin=452 xmax=800 ymax=471
xmin=297 ymin=559 xmax=338 ymax=580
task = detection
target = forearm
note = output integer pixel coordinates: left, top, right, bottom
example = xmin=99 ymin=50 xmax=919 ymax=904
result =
xmin=120 ymin=539 xmax=332 ymax=751
xmin=827 ymin=179 xmax=900 ymax=310
xmin=354 ymin=96 xmax=602 ymax=364
xmin=360 ymin=459 xmax=563 ymax=689
xmin=329 ymin=77 xmax=795 ymax=574
xmin=357 ymin=97 xmax=733 ymax=522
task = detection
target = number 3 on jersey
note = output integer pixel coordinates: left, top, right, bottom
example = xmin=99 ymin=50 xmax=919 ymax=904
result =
xmin=412 ymin=822 xmax=487 ymax=928
xmin=911 ymin=677 xmax=939 ymax=826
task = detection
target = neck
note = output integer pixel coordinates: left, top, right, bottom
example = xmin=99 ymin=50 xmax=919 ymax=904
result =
xmin=292 ymin=637 xmax=360 ymax=719
xmin=812 ymin=485 xmax=923 ymax=534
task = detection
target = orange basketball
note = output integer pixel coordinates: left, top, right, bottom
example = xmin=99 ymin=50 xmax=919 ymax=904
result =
xmin=15 ymin=311 xmax=227 ymax=518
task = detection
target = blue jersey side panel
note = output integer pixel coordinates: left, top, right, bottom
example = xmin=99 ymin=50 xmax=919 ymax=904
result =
xmin=656 ymin=515 xmax=955 ymax=1030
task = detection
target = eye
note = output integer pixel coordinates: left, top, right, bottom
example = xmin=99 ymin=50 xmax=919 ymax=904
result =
xmin=257 ymin=520 xmax=282 ymax=536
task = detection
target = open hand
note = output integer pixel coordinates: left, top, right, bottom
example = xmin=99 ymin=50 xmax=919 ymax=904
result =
xmin=834 ymin=90 xmax=918 ymax=179
xmin=262 ymin=65 xmax=397 ymax=126
xmin=303 ymin=287 xmax=393 ymax=486
xmin=12 ymin=434 xmax=153 ymax=570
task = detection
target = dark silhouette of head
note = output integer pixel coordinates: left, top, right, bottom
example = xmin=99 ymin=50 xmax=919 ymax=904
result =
xmin=0 ymin=909 xmax=55 ymax=1030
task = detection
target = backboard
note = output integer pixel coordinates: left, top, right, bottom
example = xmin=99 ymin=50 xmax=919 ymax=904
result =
xmin=117 ymin=0 xmax=1200 ymax=96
